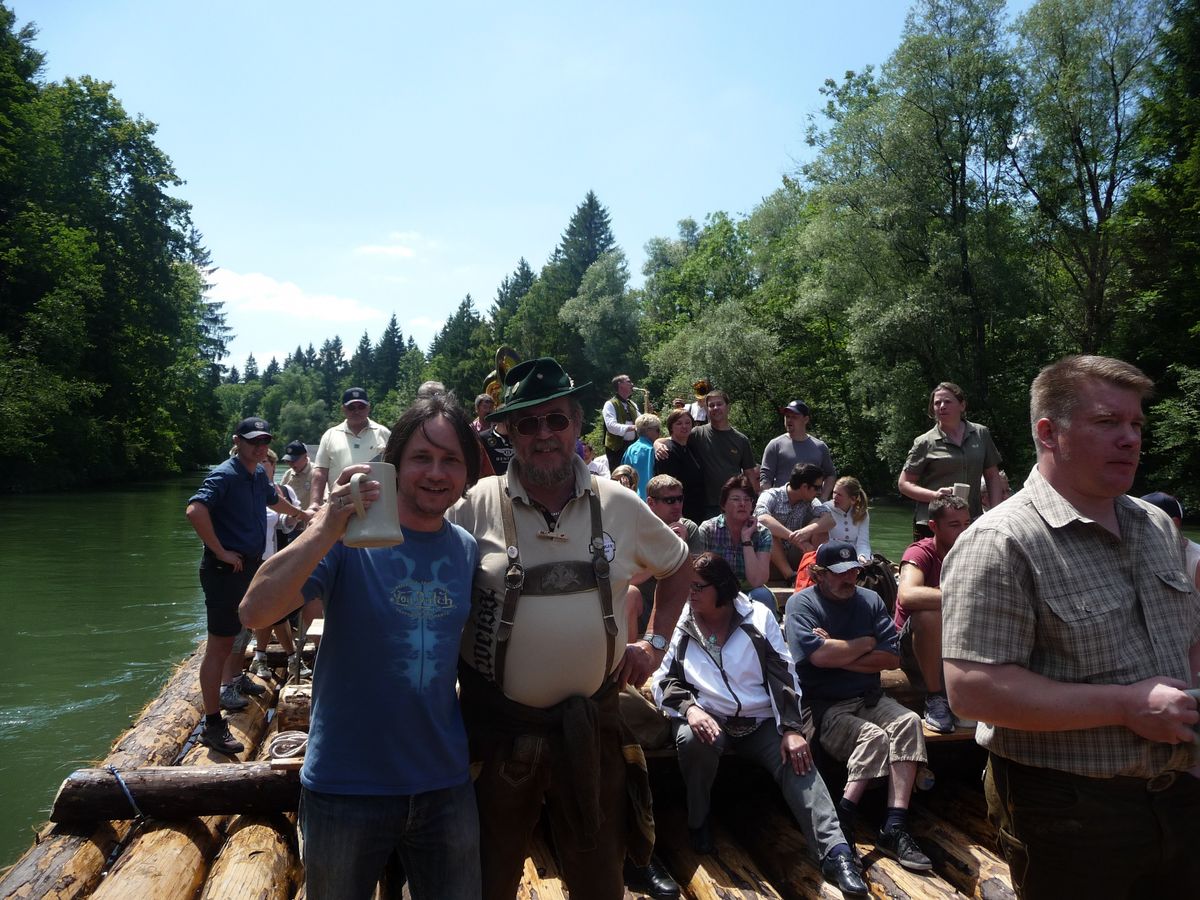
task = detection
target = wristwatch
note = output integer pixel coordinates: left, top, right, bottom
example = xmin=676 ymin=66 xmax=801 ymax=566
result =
xmin=741 ymin=540 xmax=753 ymax=547
xmin=642 ymin=632 xmax=668 ymax=651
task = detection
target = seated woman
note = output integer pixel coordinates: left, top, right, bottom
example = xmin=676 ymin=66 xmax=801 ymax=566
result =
xmin=652 ymin=553 xmax=866 ymax=896
xmin=822 ymin=476 xmax=872 ymax=563
xmin=698 ymin=475 xmax=774 ymax=608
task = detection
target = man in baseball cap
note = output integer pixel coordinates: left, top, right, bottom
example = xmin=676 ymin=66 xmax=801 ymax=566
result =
xmin=785 ymin=541 xmax=933 ymax=873
xmin=310 ymin=388 xmax=391 ymax=507
xmin=760 ymin=399 xmax=837 ymax=496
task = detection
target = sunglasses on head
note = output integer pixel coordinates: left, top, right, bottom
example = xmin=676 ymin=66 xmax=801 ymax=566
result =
xmin=512 ymin=412 xmax=572 ymax=436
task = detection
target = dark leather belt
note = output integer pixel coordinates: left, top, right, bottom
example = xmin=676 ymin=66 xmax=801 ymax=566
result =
xmin=1111 ymin=770 xmax=1178 ymax=792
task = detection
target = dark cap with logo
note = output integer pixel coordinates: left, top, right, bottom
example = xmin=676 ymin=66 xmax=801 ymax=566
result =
xmin=234 ymin=417 xmax=272 ymax=440
xmin=282 ymin=440 xmax=307 ymax=461
xmin=815 ymin=541 xmax=862 ymax=574
xmin=487 ymin=357 xmax=591 ymax=421
xmin=781 ymin=400 xmax=811 ymax=417
xmin=342 ymin=387 xmax=369 ymax=406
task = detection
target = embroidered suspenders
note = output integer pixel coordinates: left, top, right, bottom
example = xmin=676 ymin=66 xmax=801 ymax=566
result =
xmin=492 ymin=476 xmax=618 ymax=690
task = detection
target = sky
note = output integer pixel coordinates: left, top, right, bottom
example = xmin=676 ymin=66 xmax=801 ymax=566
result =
xmin=10 ymin=1 xmax=1024 ymax=370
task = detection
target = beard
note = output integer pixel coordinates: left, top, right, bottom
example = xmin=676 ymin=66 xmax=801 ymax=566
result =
xmin=520 ymin=455 xmax=575 ymax=488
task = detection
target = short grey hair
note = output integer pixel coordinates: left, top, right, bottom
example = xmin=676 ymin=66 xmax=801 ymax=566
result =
xmin=634 ymin=413 xmax=662 ymax=437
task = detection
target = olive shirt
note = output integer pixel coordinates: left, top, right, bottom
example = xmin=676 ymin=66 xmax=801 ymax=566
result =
xmin=941 ymin=466 xmax=1200 ymax=779
xmin=688 ymin=424 xmax=756 ymax=510
xmin=902 ymin=419 xmax=1000 ymax=524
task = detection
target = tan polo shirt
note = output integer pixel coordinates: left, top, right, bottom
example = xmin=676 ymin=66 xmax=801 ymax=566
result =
xmin=450 ymin=457 xmax=689 ymax=708
xmin=313 ymin=418 xmax=391 ymax=493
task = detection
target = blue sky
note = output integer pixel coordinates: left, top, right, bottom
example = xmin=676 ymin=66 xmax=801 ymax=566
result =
xmin=11 ymin=1 xmax=1022 ymax=369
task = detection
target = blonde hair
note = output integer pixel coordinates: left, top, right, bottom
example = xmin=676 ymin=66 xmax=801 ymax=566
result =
xmin=612 ymin=465 xmax=639 ymax=492
xmin=835 ymin=476 xmax=869 ymax=524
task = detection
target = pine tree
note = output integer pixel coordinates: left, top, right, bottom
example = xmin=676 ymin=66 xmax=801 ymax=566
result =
xmin=243 ymin=354 xmax=259 ymax=381
xmin=373 ymin=314 xmax=404 ymax=397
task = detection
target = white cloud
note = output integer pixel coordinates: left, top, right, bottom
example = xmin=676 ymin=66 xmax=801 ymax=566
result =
xmin=208 ymin=269 xmax=385 ymax=323
xmin=353 ymin=230 xmax=440 ymax=259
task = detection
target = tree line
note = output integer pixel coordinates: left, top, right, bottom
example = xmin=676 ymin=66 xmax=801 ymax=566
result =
xmin=3 ymin=0 xmax=1197 ymax=509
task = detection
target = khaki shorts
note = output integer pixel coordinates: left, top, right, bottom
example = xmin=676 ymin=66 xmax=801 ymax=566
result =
xmin=819 ymin=694 xmax=927 ymax=782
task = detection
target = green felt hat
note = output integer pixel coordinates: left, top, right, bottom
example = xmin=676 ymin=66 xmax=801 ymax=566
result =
xmin=487 ymin=357 xmax=590 ymax=420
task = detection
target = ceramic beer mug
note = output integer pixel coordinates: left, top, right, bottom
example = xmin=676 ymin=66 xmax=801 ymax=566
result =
xmin=344 ymin=462 xmax=405 ymax=548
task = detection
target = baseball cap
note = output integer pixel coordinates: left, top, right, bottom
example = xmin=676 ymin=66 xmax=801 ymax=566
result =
xmin=234 ymin=417 xmax=272 ymax=440
xmin=815 ymin=541 xmax=862 ymax=574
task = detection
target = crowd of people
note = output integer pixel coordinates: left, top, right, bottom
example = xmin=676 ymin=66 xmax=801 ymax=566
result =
xmin=180 ymin=354 xmax=1200 ymax=900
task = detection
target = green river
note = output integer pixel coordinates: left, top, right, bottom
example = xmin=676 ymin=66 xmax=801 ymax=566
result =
xmin=0 ymin=479 xmax=1194 ymax=869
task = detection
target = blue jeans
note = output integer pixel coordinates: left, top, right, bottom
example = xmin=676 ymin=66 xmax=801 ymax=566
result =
xmin=299 ymin=782 xmax=481 ymax=900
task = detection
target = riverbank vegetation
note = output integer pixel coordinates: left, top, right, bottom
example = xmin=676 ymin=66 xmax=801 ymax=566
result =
xmin=2 ymin=0 xmax=1197 ymax=506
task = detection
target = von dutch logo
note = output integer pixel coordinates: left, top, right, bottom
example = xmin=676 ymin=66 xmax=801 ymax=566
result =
xmin=838 ymin=546 xmax=853 ymax=561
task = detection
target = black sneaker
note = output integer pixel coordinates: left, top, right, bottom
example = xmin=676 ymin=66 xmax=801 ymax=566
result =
xmin=821 ymin=851 xmax=868 ymax=896
xmin=200 ymin=719 xmax=244 ymax=755
xmin=877 ymin=826 xmax=932 ymax=871
xmin=236 ymin=672 xmax=267 ymax=697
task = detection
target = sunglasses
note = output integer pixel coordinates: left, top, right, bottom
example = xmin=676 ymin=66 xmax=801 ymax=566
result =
xmin=651 ymin=494 xmax=684 ymax=504
xmin=242 ymin=436 xmax=271 ymax=446
xmin=512 ymin=412 xmax=572 ymax=436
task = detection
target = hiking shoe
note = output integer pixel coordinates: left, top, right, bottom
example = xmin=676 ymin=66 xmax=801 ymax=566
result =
xmin=877 ymin=826 xmax=932 ymax=871
xmin=200 ymin=718 xmax=244 ymax=755
xmin=219 ymin=682 xmax=249 ymax=711
xmin=822 ymin=851 xmax=868 ymax=896
xmin=248 ymin=658 xmax=274 ymax=679
xmin=924 ymin=694 xmax=954 ymax=734
xmin=236 ymin=672 xmax=267 ymax=697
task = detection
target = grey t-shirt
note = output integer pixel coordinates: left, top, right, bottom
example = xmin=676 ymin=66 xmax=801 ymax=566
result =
xmin=759 ymin=433 xmax=836 ymax=489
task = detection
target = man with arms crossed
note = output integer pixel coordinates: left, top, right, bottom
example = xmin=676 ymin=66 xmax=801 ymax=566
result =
xmin=241 ymin=395 xmax=482 ymax=899
xmin=942 ymin=355 xmax=1200 ymax=899
xmin=450 ymin=357 xmax=692 ymax=900
xmin=894 ymin=493 xmax=971 ymax=734
xmin=786 ymin=542 xmax=933 ymax=872
xmin=310 ymin=387 xmax=392 ymax=507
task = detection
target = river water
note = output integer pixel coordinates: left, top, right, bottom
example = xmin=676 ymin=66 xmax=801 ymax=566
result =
xmin=0 ymin=478 xmax=1195 ymax=869
xmin=0 ymin=475 xmax=207 ymax=868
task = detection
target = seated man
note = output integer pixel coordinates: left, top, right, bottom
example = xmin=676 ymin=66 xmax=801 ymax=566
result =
xmin=632 ymin=475 xmax=705 ymax=632
xmin=755 ymin=463 xmax=834 ymax=582
xmin=895 ymin=494 xmax=971 ymax=733
xmin=785 ymin=542 xmax=933 ymax=872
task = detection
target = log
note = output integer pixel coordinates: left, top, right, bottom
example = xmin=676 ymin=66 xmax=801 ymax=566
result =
xmin=276 ymin=684 xmax=311 ymax=732
xmin=50 ymin=764 xmax=300 ymax=823
xmin=516 ymin=828 xmax=569 ymax=900
xmin=197 ymin=814 xmax=299 ymax=900
xmin=651 ymin=802 xmax=784 ymax=900
xmin=0 ymin=647 xmax=206 ymax=900
xmin=87 ymin=681 xmax=274 ymax=900
xmin=908 ymin=806 xmax=1014 ymax=900
xmin=713 ymin=766 xmax=962 ymax=900
xmin=918 ymin=782 xmax=999 ymax=853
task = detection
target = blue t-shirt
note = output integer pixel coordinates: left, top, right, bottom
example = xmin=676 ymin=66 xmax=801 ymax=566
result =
xmin=188 ymin=457 xmax=279 ymax=558
xmin=300 ymin=522 xmax=478 ymax=796
xmin=784 ymin=584 xmax=898 ymax=703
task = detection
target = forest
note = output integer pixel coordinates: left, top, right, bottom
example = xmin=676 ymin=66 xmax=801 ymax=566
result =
xmin=1 ymin=0 xmax=1197 ymax=507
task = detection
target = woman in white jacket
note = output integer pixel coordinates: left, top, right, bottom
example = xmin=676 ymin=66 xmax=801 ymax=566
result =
xmin=822 ymin=476 xmax=872 ymax=563
xmin=652 ymin=553 xmax=866 ymax=896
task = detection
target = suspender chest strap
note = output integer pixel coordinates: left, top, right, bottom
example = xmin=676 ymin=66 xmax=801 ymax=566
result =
xmin=491 ymin=475 xmax=618 ymax=690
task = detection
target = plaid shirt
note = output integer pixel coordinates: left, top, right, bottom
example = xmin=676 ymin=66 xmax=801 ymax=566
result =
xmin=942 ymin=466 xmax=1200 ymax=778
xmin=698 ymin=514 xmax=772 ymax=587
